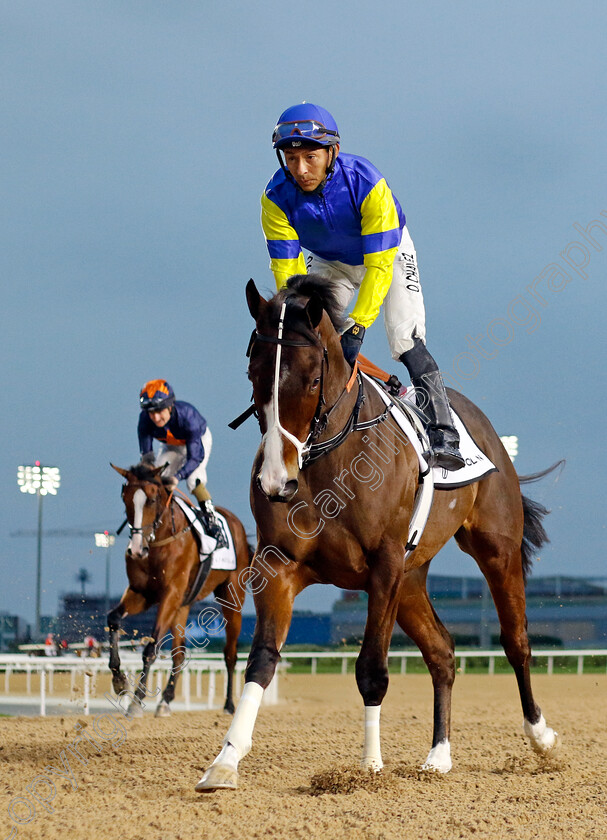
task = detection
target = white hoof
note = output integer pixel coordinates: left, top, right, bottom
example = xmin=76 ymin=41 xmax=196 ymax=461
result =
xmin=195 ymin=763 xmax=238 ymax=792
xmin=361 ymin=756 xmax=383 ymax=773
xmin=523 ymin=715 xmax=560 ymax=754
xmin=421 ymin=740 xmax=452 ymax=773
xmin=125 ymin=699 xmax=144 ymax=719
xmin=154 ymin=700 xmax=171 ymax=718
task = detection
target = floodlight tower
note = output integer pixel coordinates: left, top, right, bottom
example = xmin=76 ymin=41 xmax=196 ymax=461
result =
xmin=95 ymin=531 xmax=116 ymax=618
xmin=17 ymin=462 xmax=61 ymax=639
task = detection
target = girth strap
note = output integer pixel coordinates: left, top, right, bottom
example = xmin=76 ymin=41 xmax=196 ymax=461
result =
xmin=182 ymin=550 xmax=214 ymax=607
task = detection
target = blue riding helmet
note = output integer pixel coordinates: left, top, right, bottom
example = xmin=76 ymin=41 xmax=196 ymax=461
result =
xmin=272 ymin=103 xmax=340 ymax=150
xmin=139 ymin=379 xmax=175 ymax=411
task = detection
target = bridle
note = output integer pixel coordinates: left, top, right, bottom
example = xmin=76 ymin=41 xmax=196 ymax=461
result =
xmin=248 ymin=299 xmax=389 ymax=469
xmin=123 ymin=480 xmax=191 ymax=550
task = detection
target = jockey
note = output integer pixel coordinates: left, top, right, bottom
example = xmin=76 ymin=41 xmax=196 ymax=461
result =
xmin=261 ymin=103 xmax=464 ymax=470
xmin=137 ymin=379 xmax=227 ymax=548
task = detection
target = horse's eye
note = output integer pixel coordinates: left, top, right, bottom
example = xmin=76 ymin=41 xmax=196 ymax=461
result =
xmin=311 ymin=377 xmax=321 ymax=391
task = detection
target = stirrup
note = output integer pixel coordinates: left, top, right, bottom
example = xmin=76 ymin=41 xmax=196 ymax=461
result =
xmin=199 ymin=505 xmax=227 ymax=549
xmin=424 ymin=428 xmax=465 ymax=471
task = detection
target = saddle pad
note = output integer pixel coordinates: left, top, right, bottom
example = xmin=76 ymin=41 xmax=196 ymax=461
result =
xmin=399 ymin=386 xmax=497 ymax=489
xmin=174 ymin=497 xmax=237 ymax=570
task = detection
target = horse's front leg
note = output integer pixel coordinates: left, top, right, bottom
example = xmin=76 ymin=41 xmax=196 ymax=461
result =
xmin=155 ymin=605 xmax=190 ymax=717
xmin=108 ymin=589 xmax=147 ymax=695
xmin=196 ymin=560 xmax=299 ymax=792
xmin=356 ymin=552 xmax=403 ymax=772
xmin=129 ymin=589 xmax=183 ymax=715
xmin=396 ymin=564 xmax=455 ymax=773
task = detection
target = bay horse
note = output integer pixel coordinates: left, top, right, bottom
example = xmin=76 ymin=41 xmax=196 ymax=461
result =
xmin=109 ymin=461 xmax=251 ymax=716
xmin=196 ymin=274 xmax=559 ymax=792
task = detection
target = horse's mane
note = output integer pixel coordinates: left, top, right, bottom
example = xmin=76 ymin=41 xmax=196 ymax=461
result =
xmin=129 ymin=462 xmax=163 ymax=482
xmin=284 ymin=274 xmax=346 ymax=332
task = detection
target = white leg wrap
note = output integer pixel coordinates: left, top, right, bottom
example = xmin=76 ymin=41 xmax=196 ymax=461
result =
xmin=361 ymin=705 xmax=383 ymax=771
xmin=422 ymin=739 xmax=452 ymax=773
xmin=221 ymin=682 xmax=264 ymax=761
xmin=523 ymin=714 xmax=558 ymax=753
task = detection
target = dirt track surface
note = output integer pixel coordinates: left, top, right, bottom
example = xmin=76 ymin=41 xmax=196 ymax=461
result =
xmin=1 ymin=672 xmax=606 ymax=840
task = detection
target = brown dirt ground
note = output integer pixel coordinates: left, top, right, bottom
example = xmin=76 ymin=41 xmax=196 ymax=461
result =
xmin=1 ymin=672 xmax=606 ymax=840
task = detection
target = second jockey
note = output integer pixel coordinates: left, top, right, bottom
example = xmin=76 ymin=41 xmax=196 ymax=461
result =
xmin=137 ymin=379 xmax=227 ymax=548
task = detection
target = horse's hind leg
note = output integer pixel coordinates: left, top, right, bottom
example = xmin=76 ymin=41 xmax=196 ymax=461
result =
xmin=215 ymin=580 xmax=244 ymax=714
xmin=396 ymin=563 xmax=455 ymax=773
xmin=456 ymin=526 xmax=558 ymax=755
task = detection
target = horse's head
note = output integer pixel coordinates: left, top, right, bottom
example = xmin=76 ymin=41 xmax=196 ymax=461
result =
xmin=246 ymin=274 xmax=351 ymax=502
xmin=111 ymin=462 xmax=167 ymax=558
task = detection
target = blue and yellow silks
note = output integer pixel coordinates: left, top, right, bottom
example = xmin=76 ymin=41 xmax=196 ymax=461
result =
xmin=261 ymin=153 xmax=406 ymax=328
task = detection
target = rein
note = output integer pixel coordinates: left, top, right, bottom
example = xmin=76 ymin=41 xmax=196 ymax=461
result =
xmin=249 ymin=301 xmax=391 ymax=468
xmin=127 ymin=482 xmax=195 ymax=549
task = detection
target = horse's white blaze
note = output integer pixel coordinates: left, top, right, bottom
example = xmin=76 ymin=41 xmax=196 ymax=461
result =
xmin=422 ymin=739 xmax=452 ymax=773
xmin=259 ymin=402 xmax=288 ymax=496
xmin=128 ymin=488 xmax=146 ymax=555
xmin=361 ymin=705 xmax=383 ymax=771
xmin=523 ymin=714 xmax=558 ymax=753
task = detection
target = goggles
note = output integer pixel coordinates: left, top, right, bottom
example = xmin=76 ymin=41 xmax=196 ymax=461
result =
xmin=272 ymin=120 xmax=339 ymax=145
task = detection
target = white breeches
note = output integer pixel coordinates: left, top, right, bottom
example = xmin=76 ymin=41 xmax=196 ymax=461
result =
xmin=154 ymin=427 xmax=213 ymax=492
xmin=307 ymin=226 xmax=427 ymax=358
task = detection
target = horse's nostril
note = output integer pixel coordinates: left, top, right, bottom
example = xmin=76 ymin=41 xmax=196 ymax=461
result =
xmin=283 ymin=479 xmax=299 ymax=500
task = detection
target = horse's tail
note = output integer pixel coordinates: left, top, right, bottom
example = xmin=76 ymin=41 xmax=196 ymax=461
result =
xmin=518 ymin=460 xmax=565 ymax=582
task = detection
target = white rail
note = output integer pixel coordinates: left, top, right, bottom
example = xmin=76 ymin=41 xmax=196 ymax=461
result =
xmin=187 ymin=647 xmax=607 ymax=676
xmin=1 ymin=648 xmax=604 ymax=717
xmin=0 ymin=654 xmax=281 ymax=717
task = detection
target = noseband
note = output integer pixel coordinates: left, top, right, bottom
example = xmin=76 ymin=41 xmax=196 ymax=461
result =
xmin=124 ymin=480 xmax=185 ymax=549
xmin=248 ymin=300 xmax=384 ymax=468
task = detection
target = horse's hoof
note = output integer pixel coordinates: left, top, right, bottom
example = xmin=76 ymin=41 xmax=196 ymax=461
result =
xmin=529 ymin=728 xmax=561 ymax=756
xmin=195 ymin=764 xmax=238 ymax=792
xmin=360 ymin=757 xmax=383 ymax=773
xmin=223 ymin=703 xmax=235 ymax=715
xmin=126 ymin=700 xmax=144 ymax=719
xmin=523 ymin=716 xmax=560 ymax=755
xmin=111 ymin=676 xmax=127 ymax=695
xmin=154 ymin=700 xmax=171 ymax=718
xmin=421 ymin=740 xmax=452 ymax=773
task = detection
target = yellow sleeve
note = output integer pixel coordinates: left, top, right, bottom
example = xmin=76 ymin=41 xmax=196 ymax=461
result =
xmin=261 ymin=192 xmax=307 ymax=289
xmin=349 ymin=179 xmax=400 ymax=326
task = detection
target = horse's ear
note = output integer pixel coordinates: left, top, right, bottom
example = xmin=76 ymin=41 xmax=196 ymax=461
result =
xmin=111 ymin=463 xmax=129 ymax=478
xmin=305 ymin=293 xmax=324 ymax=329
xmin=246 ymin=279 xmax=266 ymax=320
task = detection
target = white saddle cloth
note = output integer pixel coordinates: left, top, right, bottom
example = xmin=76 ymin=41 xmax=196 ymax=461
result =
xmin=174 ymin=497 xmax=237 ymax=570
xmin=398 ymin=386 xmax=497 ymax=489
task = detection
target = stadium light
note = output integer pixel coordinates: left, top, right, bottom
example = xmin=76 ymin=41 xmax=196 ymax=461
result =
xmin=500 ymin=435 xmax=519 ymax=462
xmin=95 ymin=531 xmax=116 ymax=618
xmin=17 ymin=462 xmax=61 ymax=639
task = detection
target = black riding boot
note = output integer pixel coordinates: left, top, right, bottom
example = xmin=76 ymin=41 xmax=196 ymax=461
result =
xmin=399 ymin=339 xmax=465 ymax=471
xmin=201 ymin=500 xmax=227 ymax=549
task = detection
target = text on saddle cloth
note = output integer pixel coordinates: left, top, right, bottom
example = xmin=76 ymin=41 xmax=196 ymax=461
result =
xmin=174 ymin=497 xmax=237 ymax=570
xmin=397 ymin=385 xmax=498 ymax=489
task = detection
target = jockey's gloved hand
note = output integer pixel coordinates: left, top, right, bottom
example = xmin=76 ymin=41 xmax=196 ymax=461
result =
xmin=340 ymin=323 xmax=365 ymax=367
xmin=162 ymin=475 xmax=179 ymax=489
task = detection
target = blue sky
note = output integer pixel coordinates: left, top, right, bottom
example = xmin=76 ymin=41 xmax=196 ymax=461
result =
xmin=2 ymin=1 xmax=606 ymax=625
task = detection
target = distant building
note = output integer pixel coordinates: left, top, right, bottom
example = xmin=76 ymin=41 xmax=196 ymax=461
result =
xmin=56 ymin=593 xmax=157 ymax=643
xmin=0 ymin=613 xmax=31 ymax=650
xmin=332 ymin=575 xmax=607 ymax=648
